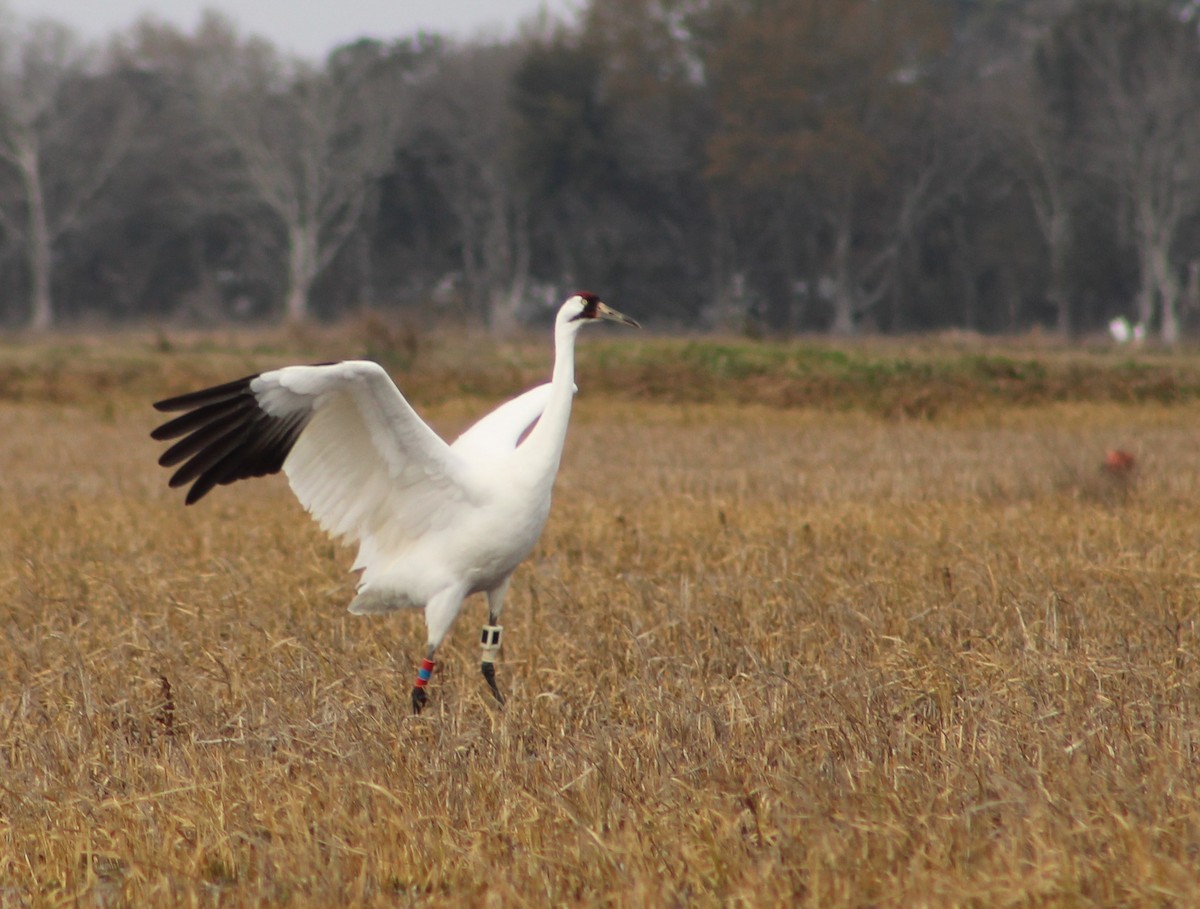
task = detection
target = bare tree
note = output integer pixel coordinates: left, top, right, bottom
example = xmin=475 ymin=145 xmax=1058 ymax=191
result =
xmin=102 ymin=18 xmax=237 ymax=322
xmin=705 ymin=0 xmax=950 ymax=335
xmin=999 ymin=67 xmax=1078 ymax=336
xmin=124 ymin=12 xmax=406 ymax=323
xmin=0 ymin=18 xmax=142 ymax=329
xmin=196 ymin=30 xmax=405 ymax=322
xmin=410 ymin=41 xmax=531 ymax=334
xmin=1059 ymin=2 xmax=1200 ymax=343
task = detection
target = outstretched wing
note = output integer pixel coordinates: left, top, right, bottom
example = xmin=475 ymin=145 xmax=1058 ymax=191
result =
xmin=450 ymin=382 xmax=572 ymax=464
xmin=151 ymin=360 xmax=478 ymax=550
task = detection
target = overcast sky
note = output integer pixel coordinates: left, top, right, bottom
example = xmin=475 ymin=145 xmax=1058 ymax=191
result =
xmin=5 ymin=1 xmax=583 ymax=59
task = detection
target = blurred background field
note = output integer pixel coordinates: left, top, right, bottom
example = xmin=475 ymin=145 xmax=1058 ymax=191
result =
xmin=2 ymin=331 xmax=1200 ymax=907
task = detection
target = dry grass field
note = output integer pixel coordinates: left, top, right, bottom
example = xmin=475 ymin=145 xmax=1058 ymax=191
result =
xmin=2 ymin=328 xmax=1200 ymax=907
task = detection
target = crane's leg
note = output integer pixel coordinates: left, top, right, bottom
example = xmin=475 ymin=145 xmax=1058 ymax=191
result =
xmin=412 ymin=584 xmax=467 ymax=715
xmin=411 ymin=645 xmax=436 ymax=714
xmin=481 ymin=578 xmax=510 ymax=706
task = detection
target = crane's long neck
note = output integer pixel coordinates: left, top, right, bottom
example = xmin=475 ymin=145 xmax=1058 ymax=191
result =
xmin=520 ymin=318 xmax=579 ymax=476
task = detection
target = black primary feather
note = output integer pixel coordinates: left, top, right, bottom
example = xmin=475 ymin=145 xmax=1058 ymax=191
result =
xmin=153 ymin=373 xmax=261 ymax=414
xmin=151 ymin=372 xmax=314 ymax=505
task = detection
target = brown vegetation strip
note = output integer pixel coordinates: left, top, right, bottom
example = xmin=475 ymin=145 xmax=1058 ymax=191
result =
xmin=0 ymin=329 xmax=1198 ymax=417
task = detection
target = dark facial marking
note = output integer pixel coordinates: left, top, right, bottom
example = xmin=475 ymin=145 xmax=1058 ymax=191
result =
xmin=570 ymin=291 xmax=601 ymax=321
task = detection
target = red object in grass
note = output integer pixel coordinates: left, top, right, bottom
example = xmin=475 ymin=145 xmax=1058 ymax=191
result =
xmin=1103 ymin=449 xmax=1136 ymax=474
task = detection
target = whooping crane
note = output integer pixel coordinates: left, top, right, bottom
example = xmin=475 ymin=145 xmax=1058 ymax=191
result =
xmin=151 ymin=292 xmax=639 ymax=713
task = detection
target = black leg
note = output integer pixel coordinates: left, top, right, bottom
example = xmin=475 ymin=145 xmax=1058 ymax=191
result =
xmin=481 ymin=661 xmax=504 ymax=705
xmin=411 ymin=685 xmax=428 ymax=714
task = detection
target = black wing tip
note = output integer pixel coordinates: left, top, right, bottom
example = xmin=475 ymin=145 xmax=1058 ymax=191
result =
xmin=152 ymin=373 xmax=261 ymax=413
xmin=184 ymin=484 xmax=210 ymax=506
xmin=151 ymin=370 xmax=313 ymax=505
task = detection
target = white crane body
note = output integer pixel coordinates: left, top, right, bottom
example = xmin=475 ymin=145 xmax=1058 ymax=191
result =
xmin=151 ymin=293 xmax=638 ymax=712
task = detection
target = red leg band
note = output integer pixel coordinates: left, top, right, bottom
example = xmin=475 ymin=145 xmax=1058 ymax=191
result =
xmin=415 ymin=658 xmax=435 ymax=688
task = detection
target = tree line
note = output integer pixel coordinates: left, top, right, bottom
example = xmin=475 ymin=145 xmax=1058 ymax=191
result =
xmin=1 ymin=0 xmax=1199 ymax=338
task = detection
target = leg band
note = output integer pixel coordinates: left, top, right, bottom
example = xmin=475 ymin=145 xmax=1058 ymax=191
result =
xmin=414 ymin=657 xmax=435 ymax=688
xmin=480 ymin=625 xmax=503 ymax=664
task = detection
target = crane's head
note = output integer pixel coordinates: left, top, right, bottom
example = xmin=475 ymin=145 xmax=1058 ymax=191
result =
xmin=562 ymin=291 xmax=640 ymax=329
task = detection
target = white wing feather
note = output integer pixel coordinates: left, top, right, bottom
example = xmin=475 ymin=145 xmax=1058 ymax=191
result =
xmin=251 ymin=361 xmax=478 ymax=559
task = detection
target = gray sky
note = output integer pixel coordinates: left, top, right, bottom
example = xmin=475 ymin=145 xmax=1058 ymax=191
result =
xmin=6 ymin=1 xmax=582 ymax=59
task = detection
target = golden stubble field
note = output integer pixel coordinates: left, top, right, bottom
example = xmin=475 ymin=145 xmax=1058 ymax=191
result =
xmin=2 ymin=332 xmax=1200 ymax=907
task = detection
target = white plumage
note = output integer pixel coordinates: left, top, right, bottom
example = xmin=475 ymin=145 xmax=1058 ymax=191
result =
xmin=152 ymin=292 xmax=638 ymax=712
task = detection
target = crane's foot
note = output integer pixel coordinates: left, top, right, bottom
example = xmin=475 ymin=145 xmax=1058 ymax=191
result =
xmin=481 ymin=661 xmax=505 ymax=705
xmin=411 ymin=685 xmax=428 ymax=714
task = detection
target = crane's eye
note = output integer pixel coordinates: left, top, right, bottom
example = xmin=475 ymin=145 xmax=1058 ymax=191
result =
xmin=568 ymin=292 xmax=601 ymax=321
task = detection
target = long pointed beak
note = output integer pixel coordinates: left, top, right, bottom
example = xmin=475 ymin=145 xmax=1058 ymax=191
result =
xmin=597 ymin=302 xmax=640 ymax=328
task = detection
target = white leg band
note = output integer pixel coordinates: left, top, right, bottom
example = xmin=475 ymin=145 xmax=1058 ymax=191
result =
xmin=481 ymin=624 xmax=503 ymax=663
